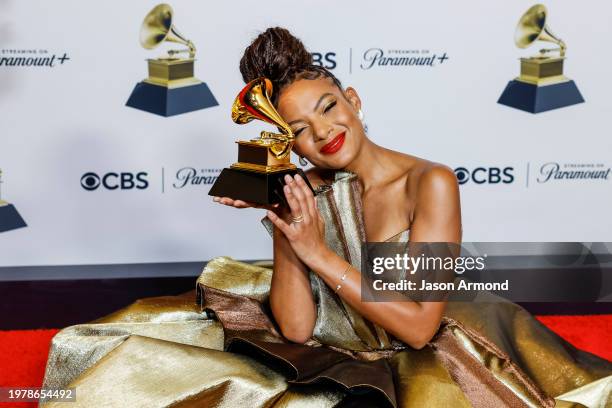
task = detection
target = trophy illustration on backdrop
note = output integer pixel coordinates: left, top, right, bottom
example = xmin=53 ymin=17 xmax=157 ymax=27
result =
xmin=208 ymin=78 xmax=315 ymax=205
xmin=0 ymin=169 xmax=27 ymax=233
xmin=125 ymin=3 xmax=218 ymax=116
xmin=497 ymin=4 xmax=584 ymax=113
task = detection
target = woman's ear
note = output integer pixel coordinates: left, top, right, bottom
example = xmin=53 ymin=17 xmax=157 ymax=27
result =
xmin=344 ymin=87 xmax=362 ymax=113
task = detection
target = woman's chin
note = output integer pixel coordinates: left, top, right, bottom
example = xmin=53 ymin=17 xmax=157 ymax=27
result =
xmin=316 ymin=152 xmax=354 ymax=170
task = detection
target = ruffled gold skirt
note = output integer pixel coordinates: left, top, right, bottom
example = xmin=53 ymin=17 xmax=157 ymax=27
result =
xmin=42 ymin=257 xmax=611 ymax=408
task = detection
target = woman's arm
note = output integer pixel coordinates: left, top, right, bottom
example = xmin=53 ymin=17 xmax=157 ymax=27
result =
xmin=266 ymin=165 xmax=462 ymax=349
xmin=269 ymin=170 xmax=332 ymax=343
xmin=214 ymin=172 xmax=327 ymax=344
xmin=270 ymin=221 xmax=317 ymax=343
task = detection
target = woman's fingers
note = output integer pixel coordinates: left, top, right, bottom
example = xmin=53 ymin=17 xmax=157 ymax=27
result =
xmin=213 ymin=196 xmax=279 ymax=210
xmin=288 ymin=174 xmax=314 ymax=221
xmin=293 ymin=174 xmax=316 ymax=217
xmin=284 ymin=175 xmax=311 ymax=224
xmin=267 ymin=210 xmax=292 ymax=237
xmin=232 ymin=199 xmax=253 ymax=208
xmin=214 ymin=197 xmax=234 ymax=206
xmin=215 ymin=197 xmax=245 ymax=208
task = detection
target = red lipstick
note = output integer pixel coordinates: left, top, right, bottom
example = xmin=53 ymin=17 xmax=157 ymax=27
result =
xmin=320 ymin=132 xmax=346 ymax=155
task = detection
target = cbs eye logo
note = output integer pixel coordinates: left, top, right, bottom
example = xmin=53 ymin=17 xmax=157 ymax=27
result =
xmin=454 ymin=167 xmax=514 ymax=185
xmin=80 ymin=172 xmax=149 ymax=191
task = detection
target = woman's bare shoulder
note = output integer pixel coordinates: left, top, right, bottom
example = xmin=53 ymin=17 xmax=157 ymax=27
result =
xmin=416 ymin=160 xmax=456 ymax=186
xmin=400 ymin=155 xmax=458 ymax=200
xmin=406 ymin=158 xmax=459 ymax=211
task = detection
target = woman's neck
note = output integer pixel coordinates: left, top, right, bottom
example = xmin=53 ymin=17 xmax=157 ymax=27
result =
xmin=343 ymin=137 xmax=394 ymax=192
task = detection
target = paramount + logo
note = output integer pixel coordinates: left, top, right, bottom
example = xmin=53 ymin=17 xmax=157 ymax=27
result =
xmin=454 ymin=167 xmax=514 ymax=185
xmin=80 ymin=172 xmax=149 ymax=191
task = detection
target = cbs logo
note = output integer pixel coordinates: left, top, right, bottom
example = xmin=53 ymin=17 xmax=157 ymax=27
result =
xmin=311 ymin=52 xmax=337 ymax=70
xmin=454 ymin=167 xmax=514 ymax=185
xmin=80 ymin=172 xmax=149 ymax=191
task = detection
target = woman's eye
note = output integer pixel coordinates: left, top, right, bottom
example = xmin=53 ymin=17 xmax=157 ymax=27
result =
xmin=323 ymin=101 xmax=337 ymax=114
xmin=294 ymin=128 xmax=305 ymax=137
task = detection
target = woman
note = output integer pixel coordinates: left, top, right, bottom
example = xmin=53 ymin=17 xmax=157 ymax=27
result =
xmin=219 ymin=27 xmax=460 ymax=348
xmin=43 ymin=28 xmax=610 ymax=408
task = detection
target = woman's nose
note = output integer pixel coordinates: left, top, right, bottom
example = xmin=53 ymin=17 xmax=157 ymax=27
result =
xmin=311 ymin=120 xmax=333 ymax=142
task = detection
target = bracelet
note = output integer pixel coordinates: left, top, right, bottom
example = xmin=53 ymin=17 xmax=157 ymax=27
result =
xmin=334 ymin=263 xmax=351 ymax=293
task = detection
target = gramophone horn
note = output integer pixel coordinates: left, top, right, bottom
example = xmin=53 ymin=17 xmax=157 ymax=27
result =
xmin=231 ymin=78 xmax=294 ymax=159
xmin=232 ymin=78 xmax=294 ymax=139
xmin=139 ymin=3 xmax=195 ymax=58
xmin=514 ymin=4 xmax=566 ymax=56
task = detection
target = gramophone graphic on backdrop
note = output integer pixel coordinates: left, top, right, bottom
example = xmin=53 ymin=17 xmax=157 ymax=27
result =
xmin=0 ymin=169 xmax=27 ymax=233
xmin=208 ymin=78 xmax=315 ymax=205
xmin=125 ymin=3 xmax=218 ymax=116
xmin=498 ymin=4 xmax=584 ymax=113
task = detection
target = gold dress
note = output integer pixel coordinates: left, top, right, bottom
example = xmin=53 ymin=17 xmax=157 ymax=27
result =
xmin=42 ymin=172 xmax=611 ymax=408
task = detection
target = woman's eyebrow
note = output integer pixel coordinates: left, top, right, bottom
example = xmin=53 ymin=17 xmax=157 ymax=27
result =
xmin=288 ymin=119 xmax=304 ymax=126
xmin=287 ymin=93 xmax=335 ymax=126
xmin=313 ymin=93 xmax=334 ymax=112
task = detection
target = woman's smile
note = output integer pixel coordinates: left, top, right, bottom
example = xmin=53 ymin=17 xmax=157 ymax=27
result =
xmin=319 ymin=131 xmax=346 ymax=155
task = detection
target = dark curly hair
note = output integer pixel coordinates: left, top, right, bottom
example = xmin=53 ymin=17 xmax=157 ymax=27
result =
xmin=239 ymin=27 xmax=343 ymax=106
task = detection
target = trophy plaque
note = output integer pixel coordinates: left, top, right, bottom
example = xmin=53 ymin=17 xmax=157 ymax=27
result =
xmin=0 ymin=169 xmax=27 ymax=233
xmin=498 ymin=4 xmax=584 ymax=113
xmin=208 ymin=77 xmax=315 ymax=205
xmin=126 ymin=3 xmax=218 ymax=117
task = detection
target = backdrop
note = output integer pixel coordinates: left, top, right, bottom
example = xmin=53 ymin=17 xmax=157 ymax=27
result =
xmin=1 ymin=0 xmax=611 ymax=270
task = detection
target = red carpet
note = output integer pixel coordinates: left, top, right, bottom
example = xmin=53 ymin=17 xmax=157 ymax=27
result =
xmin=0 ymin=329 xmax=59 ymax=408
xmin=535 ymin=315 xmax=612 ymax=361
xmin=0 ymin=317 xmax=610 ymax=407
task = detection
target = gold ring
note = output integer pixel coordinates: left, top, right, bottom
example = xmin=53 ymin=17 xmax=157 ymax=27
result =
xmin=291 ymin=214 xmax=304 ymax=223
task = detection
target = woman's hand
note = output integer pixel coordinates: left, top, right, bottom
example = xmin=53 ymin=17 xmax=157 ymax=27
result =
xmin=266 ymin=174 xmax=331 ymax=268
xmin=213 ymin=196 xmax=279 ymax=211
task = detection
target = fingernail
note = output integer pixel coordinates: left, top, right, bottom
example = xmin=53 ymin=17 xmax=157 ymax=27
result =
xmin=284 ymin=185 xmax=290 ymax=192
xmin=295 ymin=174 xmax=302 ymax=181
xmin=284 ymin=174 xmax=292 ymax=182
xmin=213 ymin=197 xmax=220 ymax=202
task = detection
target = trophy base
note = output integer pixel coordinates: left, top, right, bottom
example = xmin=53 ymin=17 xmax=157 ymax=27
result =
xmin=0 ymin=202 xmax=27 ymax=233
xmin=497 ymin=79 xmax=584 ymax=113
xmin=125 ymin=81 xmax=218 ymax=117
xmin=208 ymin=168 xmax=314 ymax=205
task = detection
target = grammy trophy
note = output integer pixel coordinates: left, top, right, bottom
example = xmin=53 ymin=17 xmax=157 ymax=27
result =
xmin=498 ymin=4 xmax=584 ymax=113
xmin=208 ymin=77 xmax=315 ymax=205
xmin=125 ymin=3 xmax=218 ymax=116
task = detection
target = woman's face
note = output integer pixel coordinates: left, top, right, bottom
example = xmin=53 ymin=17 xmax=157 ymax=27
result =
xmin=276 ymin=77 xmax=366 ymax=170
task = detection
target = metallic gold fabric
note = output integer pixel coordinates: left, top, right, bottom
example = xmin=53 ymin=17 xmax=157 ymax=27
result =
xmin=42 ymin=171 xmax=611 ymax=408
